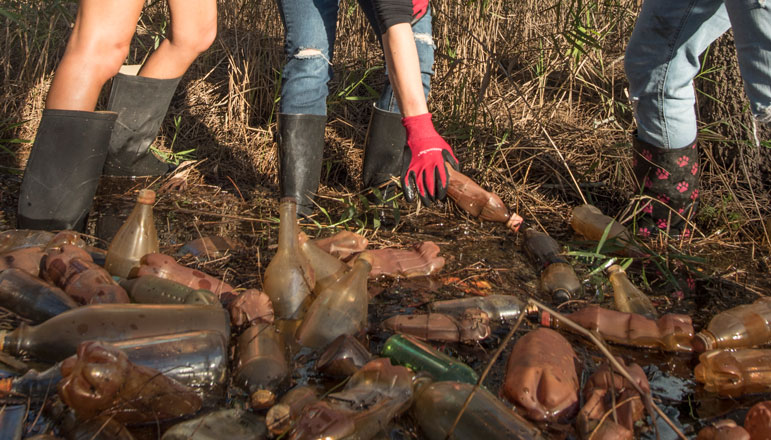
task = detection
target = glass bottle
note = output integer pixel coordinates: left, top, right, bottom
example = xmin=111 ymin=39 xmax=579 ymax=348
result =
xmin=0 ymin=246 xmax=46 ymax=277
xmin=412 ymin=379 xmax=545 ymax=440
xmin=120 ymin=275 xmax=218 ymax=305
xmin=0 ymin=303 xmax=230 ymax=362
xmin=0 ymin=268 xmax=78 ymax=323
xmin=296 ymin=253 xmax=372 ymax=349
xmin=266 ymin=385 xmax=320 ymax=436
xmin=298 ymin=231 xmax=347 ymax=294
xmin=234 ymin=322 xmax=289 ymax=408
xmin=446 ymin=166 xmax=522 ymax=232
xmin=380 ymin=333 xmax=479 ymax=384
xmin=523 ymin=228 xmax=581 ymax=302
xmin=105 ymin=189 xmax=159 ymax=278
xmin=694 ymin=349 xmax=771 ymax=397
xmin=162 ymin=408 xmax=268 ymax=440
xmin=383 ymin=310 xmax=490 ymax=343
xmin=316 ymin=334 xmax=371 ymax=378
xmin=429 ymin=294 xmax=530 ymax=322
xmin=607 ymin=264 xmax=657 ymax=319
xmin=135 ymin=253 xmax=234 ymax=296
xmin=0 ymin=229 xmax=54 ymax=254
xmin=692 ymin=297 xmax=771 ymax=352
xmin=263 ymin=198 xmax=314 ymax=319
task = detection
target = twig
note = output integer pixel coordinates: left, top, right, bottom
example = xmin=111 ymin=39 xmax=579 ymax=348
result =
xmin=588 ymin=395 xmax=641 ymax=440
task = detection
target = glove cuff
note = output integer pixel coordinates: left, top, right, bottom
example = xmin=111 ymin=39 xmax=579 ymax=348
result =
xmin=402 ymin=113 xmax=441 ymax=141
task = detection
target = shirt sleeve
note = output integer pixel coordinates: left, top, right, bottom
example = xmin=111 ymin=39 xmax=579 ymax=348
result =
xmin=374 ymin=0 xmax=413 ymax=31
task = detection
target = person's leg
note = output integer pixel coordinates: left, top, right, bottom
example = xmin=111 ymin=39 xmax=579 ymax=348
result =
xmin=46 ymin=0 xmax=145 ymax=111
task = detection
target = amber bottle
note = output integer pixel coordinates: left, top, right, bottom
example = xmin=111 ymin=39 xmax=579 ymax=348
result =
xmin=692 ymin=297 xmax=771 ymax=352
xmin=607 ymin=265 xmax=658 ymax=319
xmin=296 ymin=253 xmax=372 ymax=349
xmin=523 ymin=228 xmax=581 ymax=302
xmin=0 ymin=303 xmax=230 ymax=362
xmin=0 ymin=268 xmax=78 ymax=323
xmin=298 ymin=231 xmax=347 ymax=294
xmin=570 ymin=204 xmax=645 ymax=257
xmin=263 ymin=198 xmax=314 ymax=319
xmin=694 ymin=349 xmax=771 ymax=397
xmin=446 ymin=166 xmax=523 ymax=232
xmin=105 ymin=189 xmax=159 ymax=278
xmin=234 ymin=322 xmax=289 ymax=408
xmin=120 ymin=275 xmax=218 ymax=305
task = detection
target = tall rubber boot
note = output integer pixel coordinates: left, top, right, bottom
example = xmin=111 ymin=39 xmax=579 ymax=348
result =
xmin=102 ymin=71 xmax=181 ymax=177
xmin=632 ymin=133 xmax=700 ymax=237
xmin=362 ymin=104 xmax=405 ymax=204
xmin=277 ymin=113 xmax=326 ymax=217
xmin=18 ymin=109 xmax=118 ymax=231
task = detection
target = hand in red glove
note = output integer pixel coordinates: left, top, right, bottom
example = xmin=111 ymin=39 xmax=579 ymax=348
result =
xmin=401 ymin=113 xmax=459 ymax=206
xmin=411 ymin=0 xmax=429 ymax=24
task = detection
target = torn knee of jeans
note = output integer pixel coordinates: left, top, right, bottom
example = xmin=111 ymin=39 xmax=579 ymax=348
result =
xmin=756 ymin=104 xmax=771 ymax=124
xmin=413 ymin=33 xmax=435 ymax=48
xmin=293 ymin=48 xmax=330 ymax=63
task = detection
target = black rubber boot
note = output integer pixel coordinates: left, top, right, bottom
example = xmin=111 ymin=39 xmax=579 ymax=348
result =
xmin=18 ymin=109 xmax=118 ymax=231
xmin=277 ymin=113 xmax=326 ymax=217
xmin=102 ymin=72 xmax=181 ymax=177
xmin=632 ymin=133 xmax=700 ymax=237
xmin=362 ymin=105 xmax=405 ymax=204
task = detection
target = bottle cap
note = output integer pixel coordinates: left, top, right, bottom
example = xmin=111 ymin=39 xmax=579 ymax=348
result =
xmin=692 ymin=331 xmax=715 ymax=353
xmin=251 ymin=389 xmax=276 ymax=409
xmin=137 ymin=189 xmax=156 ymax=205
xmin=540 ymin=311 xmax=552 ymax=327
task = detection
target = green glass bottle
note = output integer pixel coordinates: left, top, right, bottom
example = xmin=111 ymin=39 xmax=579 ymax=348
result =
xmin=380 ymin=334 xmax=479 ymax=384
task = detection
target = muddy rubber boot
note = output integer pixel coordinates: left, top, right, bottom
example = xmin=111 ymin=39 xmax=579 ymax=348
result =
xmin=632 ymin=134 xmax=700 ymax=237
xmin=362 ymin=105 xmax=405 ymax=205
xmin=277 ymin=113 xmax=326 ymax=217
xmin=102 ymin=72 xmax=181 ymax=177
xmin=18 ymin=109 xmax=118 ymax=231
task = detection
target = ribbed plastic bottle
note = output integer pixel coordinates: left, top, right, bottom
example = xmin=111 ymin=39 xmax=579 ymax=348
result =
xmin=446 ymin=166 xmax=522 ymax=232
xmin=381 ymin=333 xmax=479 ymax=384
xmin=263 ymin=198 xmax=313 ymax=319
xmin=692 ymin=297 xmax=771 ymax=352
xmin=607 ymin=264 xmax=658 ymax=319
xmin=105 ymin=189 xmax=159 ymax=278
xmin=522 ymin=228 xmax=581 ymax=302
xmin=694 ymin=349 xmax=771 ymax=397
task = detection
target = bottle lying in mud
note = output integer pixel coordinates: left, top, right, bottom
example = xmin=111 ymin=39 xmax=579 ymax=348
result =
xmin=162 ymin=408 xmax=268 ymax=440
xmin=570 ymin=204 xmax=644 ymax=256
xmin=134 ymin=253 xmax=235 ymax=296
xmin=315 ymin=334 xmax=372 ymax=378
xmin=381 ymin=333 xmax=479 ymax=384
xmin=0 ymin=246 xmax=46 ymax=277
xmin=120 ymin=275 xmax=218 ymax=305
xmin=263 ymin=198 xmax=314 ymax=319
xmin=298 ymin=231 xmax=347 ymax=294
xmin=58 ymin=341 xmax=202 ymax=424
xmin=367 ymin=241 xmax=445 ymax=278
xmin=412 ymin=379 xmax=545 ymax=440
xmin=692 ymin=296 xmax=771 ymax=352
xmin=522 ymin=228 xmax=581 ymax=303
xmin=296 ymin=253 xmax=372 ymax=349
xmin=0 ymin=268 xmax=78 ymax=323
xmin=694 ymin=349 xmax=771 ymax=397
xmin=311 ymin=230 xmax=369 ymax=259
xmin=445 ymin=165 xmax=523 ymax=232
xmin=607 ymin=264 xmax=658 ymax=319
xmin=697 ymin=419 xmax=750 ymax=440
xmin=0 ymin=303 xmax=230 ymax=362
xmin=45 ymin=244 xmax=129 ymax=304
xmin=383 ymin=309 xmax=491 ymax=343
xmin=744 ymin=401 xmax=771 ymax=440
xmin=541 ymin=305 xmax=694 ymax=352
xmin=502 ymin=328 xmax=579 ymax=422
xmin=266 ymin=385 xmax=320 ymax=436
xmin=429 ymin=294 xmax=532 ymax=322
xmin=0 ymin=229 xmax=55 ymax=254
xmin=234 ymin=322 xmax=289 ymax=408
xmin=105 ymin=189 xmax=160 ymax=278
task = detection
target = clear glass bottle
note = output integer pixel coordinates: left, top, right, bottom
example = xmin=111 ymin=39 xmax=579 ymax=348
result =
xmin=0 ymin=229 xmax=55 ymax=254
xmin=692 ymin=297 xmax=771 ymax=352
xmin=120 ymin=275 xmax=218 ymax=305
xmin=383 ymin=310 xmax=490 ymax=343
xmin=607 ymin=264 xmax=657 ymax=319
xmin=296 ymin=253 xmax=372 ymax=349
xmin=523 ymin=228 xmax=581 ymax=302
xmin=298 ymin=231 xmax=347 ymax=294
xmin=380 ymin=333 xmax=479 ymax=384
xmin=429 ymin=294 xmax=529 ymax=322
xmin=0 ymin=268 xmax=78 ymax=323
xmin=105 ymin=189 xmax=159 ymax=278
xmin=263 ymin=198 xmax=314 ymax=319
xmin=412 ymin=379 xmax=545 ymax=440
xmin=234 ymin=322 xmax=289 ymax=408
xmin=694 ymin=349 xmax=771 ymax=397
xmin=446 ymin=166 xmax=522 ymax=232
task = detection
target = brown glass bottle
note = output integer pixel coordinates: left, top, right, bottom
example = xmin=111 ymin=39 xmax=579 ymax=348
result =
xmin=607 ymin=264 xmax=658 ymax=319
xmin=0 ymin=303 xmax=230 ymax=362
xmin=523 ymin=228 xmax=581 ymax=302
xmin=694 ymin=349 xmax=771 ymax=397
xmin=105 ymin=189 xmax=159 ymax=278
xmin=234 ymin=322 xmax=289 ymax=408
xmin=0 ymin=268 xmax=78 ymax=323
xmin=120 ymin=275 xmax=218 ymax=305
xmin=298 ymin=231 xmax=347 ymax=294
xmin=263 ymin=198 xmax=314 ymax=319
xmin=446 ymin=166 xmax=523 ymax=232
xmin=692 ymin=297 xmax=771 ymax=352
xmin=296 ymin=253 xmax=372 ymax=349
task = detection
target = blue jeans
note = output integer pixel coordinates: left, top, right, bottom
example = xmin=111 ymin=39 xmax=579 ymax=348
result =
xmin=625 ymin=0 xmax=771 ymax=149
xmin=276 ymin=0 xmax=434 ymax=115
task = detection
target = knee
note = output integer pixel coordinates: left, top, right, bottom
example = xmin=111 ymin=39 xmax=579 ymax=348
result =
xmin=65 ymin=37 xmax=131 ymax=83
xmin=167 ymin=19 xmax=218 ymax=56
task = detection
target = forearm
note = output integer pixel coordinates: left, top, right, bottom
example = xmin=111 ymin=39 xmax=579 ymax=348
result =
xmin=382 ymin=23 xmax=428 ymax=117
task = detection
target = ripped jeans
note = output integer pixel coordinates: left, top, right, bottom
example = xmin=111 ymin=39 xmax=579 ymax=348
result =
xmin=625 ymin=0 xmax=771 ymax=149
xmin=276 ymin=0 xmax=434 ymax=115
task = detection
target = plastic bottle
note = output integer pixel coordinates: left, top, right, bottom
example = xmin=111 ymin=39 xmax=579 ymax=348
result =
xmin=368 ymin=242 xmax=445 ymax=278
xmin=234 ymin=322 xmax=289 ymax=408
xmin=522 ymin=228 xmax=581 ymax=302
xmin=134 ymin=253 xmax=234 ymax=296
xmin=0 ymin=229 xmax=55 ymax=254
xmin=570 ymin=204 xmax=644 ymax=257
xmin=45 ymin=244 xmax=129 ymax=304
xmin=298 ymin=231 xmax=347 ymax=294
xmin=694 ymin=349 xmax=771 ymax=397
xmin=692 ymin=297 xmax=771 ymax=352
xmin=607 ymin=264 xmax=657 ymax=319
xmin=381 ymin=333 xmax=479 ymax=384
xmin=744 ymin=401 xmax=771 ymax=440
xmin=162 ymin=408 xmax=268 ymax=440
xmin=383 ymin=309 xmax=490 ymax=343
xmin=316 ymin=334 xmax=372 ymax=378
xmin=429 ymin=294 xmax=531 ymax=322
xmin=266 ymin=385 xmax=320 ymax=436
xmin=412 ymin=379 xmax=545 ymax=440
xmin=263 ymin=198 xmax=314 ymax=319
xmin=0 ymin=246 xmax=46 ymax=277
xmin=296 ymin=253 xmax=372 ymax=349
xmin=0 ymin=268 xmax=78 ymax=323
xmin=105 ymin=189 xmax=159 ymax=278
xmin=120 ymin=275 xmax=218 ymax=305
xmin=311 ymin=230 xmax=369 ymax=260
xmin=226 ymin=288 xmax=274 ymax=327
xmin=0 ymin=303 xmax=230 ymax=362
xmin=446 ymin=166 xmax=523 ymax=232
xmin=697 ymin=419 xmax=750 ymax=440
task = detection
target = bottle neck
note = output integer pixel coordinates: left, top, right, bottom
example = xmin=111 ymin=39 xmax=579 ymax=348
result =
xmin=277 ymin=200 xmax=298 ymax=251
xmin=130 ymin=202 xmax=153 ymax=223
xmin=0 ymin=328 xmax=23 ymax=357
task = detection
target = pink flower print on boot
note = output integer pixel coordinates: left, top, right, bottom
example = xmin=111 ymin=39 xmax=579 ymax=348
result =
xmin=677 ymin=208 xmax=685 ymax=215
xmin=642 ymin=203 xmax=653 ymax=214
xmin=691 ymin=163 xmax=698 ymax=175
xmin=638 ymin=227 xmax=650 ymax=238
xmin=641 ymin=149 xmax=653 ymax=162
xmin=682 ymin=228 xmax=691 ymax=239
xmin=644 ymin=176 xmax=653 ymax=189
xmin=656 ymin=218 xmax=668 ymax=229
xmin=677 ymin=156 xmax=690 ymax=167
xmin=676 ymin=181 xmax=689 ymax=193
xmin=686 ymin=275 xmax=696 ymax=291
xmin=656 ymin=168 xmax=670 ymax=180
xmin=658 ymin=194 xmax=670 ymax=204
xmin=672 ymin=290 xmax=684 ymax=301
xmin=690 ymin=189 xmax=699 ymax=200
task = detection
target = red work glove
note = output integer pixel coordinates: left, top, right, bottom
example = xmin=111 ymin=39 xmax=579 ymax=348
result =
xmin=401 ymin=113 xmax=459 ymax=206
xmin=411 ymin=0 xmax=429 ymax=24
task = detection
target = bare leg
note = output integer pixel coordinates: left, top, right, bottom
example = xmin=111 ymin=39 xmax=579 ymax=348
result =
xmin=382 ymin=23 xmax=428 ymax=117
xmin=46 ymin=0 xmax=145 ymax=111
xmin=139 ymin=0 xmax=217 ymax=79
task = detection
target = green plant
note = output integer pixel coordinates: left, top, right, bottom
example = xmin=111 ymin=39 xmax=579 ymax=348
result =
xmin=151 ymin=115 xmax=196 ymax=165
